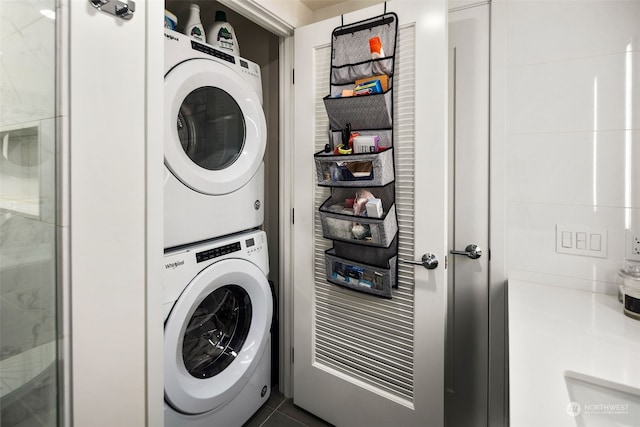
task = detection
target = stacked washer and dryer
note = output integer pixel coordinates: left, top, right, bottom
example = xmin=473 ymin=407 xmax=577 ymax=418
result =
xmin=163 ymin=28 xmax=273 ymax=427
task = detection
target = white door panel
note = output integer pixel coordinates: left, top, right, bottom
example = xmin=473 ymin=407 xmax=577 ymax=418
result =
xmin=292 ymin=1 xmax=448 ymax=425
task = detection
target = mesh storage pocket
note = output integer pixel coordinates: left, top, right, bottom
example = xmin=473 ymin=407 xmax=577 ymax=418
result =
xmin=329 ymin=129 xmax=393 ymax=151
xmin=318 ymin=184 xmax=397 ymax=247
xmin=330 ymin=58 xmax=394 ymax=86
xmin=325 ymin=248 xmax=397 ymax=299
xmin=330 ymin=13 xmax=398 ymax=68
xmin=320 ymin=204 xmax=398 ymax=247
xmin=314 ymin=149 xmax=395 ymax=187
xmin=323 ymin=89 xmax=393 ymax=130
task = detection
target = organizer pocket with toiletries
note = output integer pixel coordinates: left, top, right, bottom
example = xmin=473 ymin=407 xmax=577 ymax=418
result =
xmin=314 ymin=149 xmax=395 ymax=187
xmin=325 ymin=238 xmax=399 ymax=299
xmin=315 ymin=12 xmax=399 ymax=298
xmin=319 ymin=184 xmax=397 ymax=247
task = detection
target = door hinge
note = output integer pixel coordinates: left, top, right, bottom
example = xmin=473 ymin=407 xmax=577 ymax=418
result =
xmin=445 ymin=255 xmax=449 ymax=269
xmin=292 ymin=68 xmax=295 ymax=85
xmin=292 ymin=208 xmax=295 ymax=224
xmin=291 ymin=347 xmax=294 ymax=364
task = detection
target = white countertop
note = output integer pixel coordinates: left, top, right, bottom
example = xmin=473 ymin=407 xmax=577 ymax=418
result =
xmin=508 ymin=279 xmax=640 ymax=426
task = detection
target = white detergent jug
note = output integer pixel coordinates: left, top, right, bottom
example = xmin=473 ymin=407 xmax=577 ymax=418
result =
xmin=185 ymin=4 xmax=205 ymax=42
xmin=206 ymin=11 xmax=240 ymax=56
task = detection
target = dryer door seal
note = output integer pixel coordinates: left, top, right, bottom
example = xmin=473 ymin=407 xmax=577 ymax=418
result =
xmin=165 ymin=58 xmax=267 ymax=195
xmin=164 ymin=258 xmax=272 ymax=415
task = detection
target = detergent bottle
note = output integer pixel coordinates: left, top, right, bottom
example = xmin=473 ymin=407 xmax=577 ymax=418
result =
xmin=206 ymin=11 xmax=240 ymax=56
xmin=185 ymin=4 xmax=205 ymax=42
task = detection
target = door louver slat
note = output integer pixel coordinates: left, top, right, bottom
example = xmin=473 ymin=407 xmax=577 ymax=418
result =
xmin=316 ymin=350 xmax=414 ymax=400
xmin=314 ymin=300 xmax=414 ymax=337
xmin=315 ymin=295 xmax=414 ymax=325
xmin=315 ymin=320 xmax=414 ymax=359
xmin=316 ymin=339 xmax=414 ymax=388
xmin=315 ymin=326 xmax=415 ymax=371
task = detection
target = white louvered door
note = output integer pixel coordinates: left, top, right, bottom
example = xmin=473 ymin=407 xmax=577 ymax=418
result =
xmin=292 ymin=2 xmax=448 ymax=426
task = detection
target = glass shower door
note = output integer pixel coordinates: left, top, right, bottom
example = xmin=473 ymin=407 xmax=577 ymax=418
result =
xmin=0 ymin=1 xmax=59 ymax=425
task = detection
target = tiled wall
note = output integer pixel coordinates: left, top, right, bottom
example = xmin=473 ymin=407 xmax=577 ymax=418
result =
xmin=505 ymin=0 xmax=640 ymax=294
xmin=0 ymin=0 xmax=56 ymax=222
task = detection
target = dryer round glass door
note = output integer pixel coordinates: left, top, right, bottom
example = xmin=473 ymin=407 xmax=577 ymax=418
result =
xmin=164 ymin=258 xmax=272 ymax=415
xmin=177 ymin=87 xmax=245 ymax=172
xmin=165 ymin=58 xmax=266 ymax=195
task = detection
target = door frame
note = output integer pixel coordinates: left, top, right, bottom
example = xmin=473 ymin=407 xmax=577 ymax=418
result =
xmin=446 ymin=1 xmax=509 ymax=425
xmin=446 ymin=3 xmax=491 ymax=426
xmin=488 ymin=1 xmax=509 ymax=426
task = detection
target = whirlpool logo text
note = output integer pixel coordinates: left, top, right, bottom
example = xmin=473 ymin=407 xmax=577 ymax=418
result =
xmin=165 ymin=260 xmax=185 ymax=270
xmin=164 ymin=33 xmax=180 ymax=42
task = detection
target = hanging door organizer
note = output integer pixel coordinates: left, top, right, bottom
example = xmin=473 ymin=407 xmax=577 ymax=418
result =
xmin=315 ymin=12 xmax=399 ymax=299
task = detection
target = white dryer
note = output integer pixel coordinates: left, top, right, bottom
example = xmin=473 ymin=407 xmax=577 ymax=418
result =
xmin=164 ymin=29 xmax=267 ymax=249
xmin=164 ymin=229 xmax=272 ymax=427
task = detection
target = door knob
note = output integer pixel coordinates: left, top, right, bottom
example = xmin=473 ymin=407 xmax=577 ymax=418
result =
xmin=402 ymin=253 xmax=439 ymax=270
xmin=450 ymin=244 xmax=482 ymax=259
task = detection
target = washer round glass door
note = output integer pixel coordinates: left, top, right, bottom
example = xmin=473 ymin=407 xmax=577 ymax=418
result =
xmin=165 ymin=58 xmax=266 ymax=195
xmin=182 ymin=284 xmax=251 ymax=379
xmin=164 ymin=259 xmax=272 ymax=415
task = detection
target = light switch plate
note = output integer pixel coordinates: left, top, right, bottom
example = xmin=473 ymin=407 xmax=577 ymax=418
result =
xmin=556 ymin=225 xmax=608 ymax=258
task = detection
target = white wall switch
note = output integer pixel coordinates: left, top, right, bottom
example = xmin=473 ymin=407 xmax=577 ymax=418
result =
xmin=556 ymin=225 xmax=607 ymax=258
xmin=625 ymin=229 xmax=640 ymax=261
xmin=590 ymin=234 xmax=602 ymax=251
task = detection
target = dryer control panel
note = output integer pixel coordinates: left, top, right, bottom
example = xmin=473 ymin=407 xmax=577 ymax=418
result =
xmin=196 ymin=242 xmax=241 ymax=263
xmin=191 ymin=40 xmax=235 ymax=64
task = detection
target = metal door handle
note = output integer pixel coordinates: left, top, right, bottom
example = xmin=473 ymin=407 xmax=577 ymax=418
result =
xmin=402 ymin=253 xmax=439 ymax=270
xmin=450 ymin=244 xmax=482 ymax=259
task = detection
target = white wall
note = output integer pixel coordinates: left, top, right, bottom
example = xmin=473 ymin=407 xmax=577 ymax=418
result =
xmin=501 ymin=0 xmax=640 ymax=294
xmin=67 ymin=1 xmax=164 ymax=426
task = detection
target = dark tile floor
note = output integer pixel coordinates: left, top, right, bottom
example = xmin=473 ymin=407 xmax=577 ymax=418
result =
xmin=244 ymin=388 xmax=333 ymax=427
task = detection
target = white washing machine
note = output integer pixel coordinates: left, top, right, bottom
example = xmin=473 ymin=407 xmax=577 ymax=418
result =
xmin=164 ymin=29 xmax=267 ymax=249
xmin=164 ymin=229 xmax=272 ymax=427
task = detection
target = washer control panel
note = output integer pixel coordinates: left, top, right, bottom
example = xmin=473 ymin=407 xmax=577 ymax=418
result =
xmin=245 ymin=234 xmax=266 ymax=258
xmin=194 ymin=233 xmax=266 ymax=263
